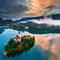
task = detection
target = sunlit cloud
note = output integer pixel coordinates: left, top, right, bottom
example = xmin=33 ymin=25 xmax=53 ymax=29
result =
xmin=25 ymin=0 xmax=55 ymax=15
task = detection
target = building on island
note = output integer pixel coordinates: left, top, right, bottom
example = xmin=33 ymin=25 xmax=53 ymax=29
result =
xmin=14 ymin=35 xmax=31 ymax=42
xmin=14 ymin=35 xmax=21 ymax=42
xmin=24 ymin=35 xmax=31 ymax=39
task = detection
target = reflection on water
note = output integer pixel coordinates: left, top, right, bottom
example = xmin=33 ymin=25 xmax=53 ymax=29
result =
xmin=0 ymin=29 xmax=60 ymax=60
xmin=32 ymin=34 xmax=60 ymax=60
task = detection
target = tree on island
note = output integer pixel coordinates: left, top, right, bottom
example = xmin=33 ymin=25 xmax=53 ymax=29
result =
xmin=4 ymin=35 xmax=35 ymax=57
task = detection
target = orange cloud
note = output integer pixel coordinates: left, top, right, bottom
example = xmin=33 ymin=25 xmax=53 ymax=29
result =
xmin=25 ymin=0 xmax=55 ymax=15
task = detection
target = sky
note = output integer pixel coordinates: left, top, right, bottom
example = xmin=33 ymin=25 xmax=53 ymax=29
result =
xmin=0 ymin=0 xmax=60 ymax=20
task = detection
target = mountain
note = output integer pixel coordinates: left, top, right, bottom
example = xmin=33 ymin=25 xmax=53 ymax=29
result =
xmin=15 ymin=16 xmax=44 ymax=23
xmin=0 ymin=13 xmax=60 ymax=26
xmin=0 ymin=18 xmax=14 ymax=25
xmin=52 ymin=14 xmax=60 ymax=20
xmin=15 ymin=14 xmax=60 ymax=24
xmin=14 ymin=21 xmax=60 ymax=34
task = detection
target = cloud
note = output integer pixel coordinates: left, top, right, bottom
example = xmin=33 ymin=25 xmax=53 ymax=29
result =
xmin=0 ymin=0 xmax=60 ymax=19
xmin=0 ymin=0 xmax=27 ymax=19
xmin=25 ymin=0 xmax=59 ymax=15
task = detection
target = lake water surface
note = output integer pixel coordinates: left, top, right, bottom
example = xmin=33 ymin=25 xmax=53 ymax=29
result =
xmin=0 ymin=28 xmax=60 ymax=60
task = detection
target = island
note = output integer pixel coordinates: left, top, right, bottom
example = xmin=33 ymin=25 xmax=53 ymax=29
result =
xmin=4 ymin=35 xmax=35 ymax=57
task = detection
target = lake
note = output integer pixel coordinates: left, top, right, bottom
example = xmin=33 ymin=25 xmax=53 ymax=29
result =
xmin=0 ymin=28 xmax=60 ymax=60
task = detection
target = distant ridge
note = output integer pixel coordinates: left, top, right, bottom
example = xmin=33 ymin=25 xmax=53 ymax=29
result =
xmin=0 ymin=18 xmax=13 ymax=25
xmin=52 ymin=14 xmax=60 ymax=20
xmin=0 ymin=14 xmax=60 ymax=25
xmin=15 ymin=14 xmax=60 ymax=23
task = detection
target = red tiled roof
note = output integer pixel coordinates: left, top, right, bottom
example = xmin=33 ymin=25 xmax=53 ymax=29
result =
xmin=24 ymin=35 xmax=30 ymax=39
xmin=15 ymin=35 xmax=21 ymax=40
